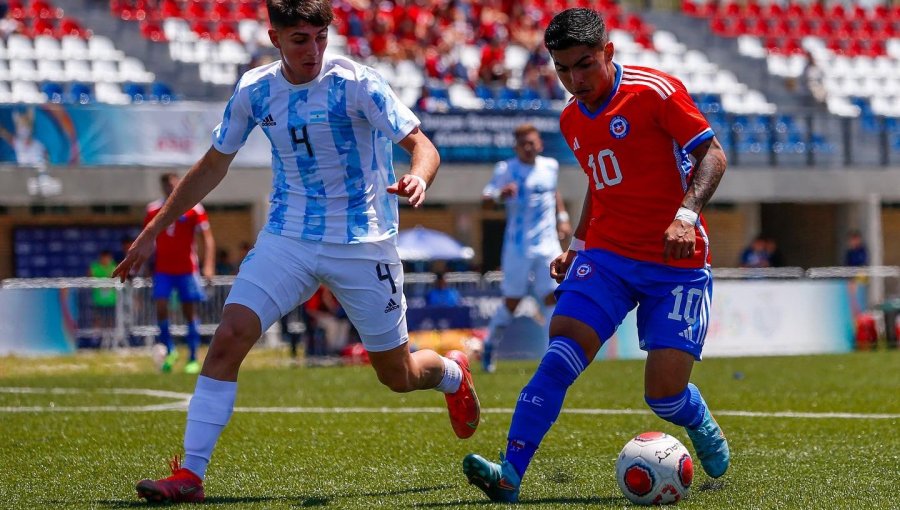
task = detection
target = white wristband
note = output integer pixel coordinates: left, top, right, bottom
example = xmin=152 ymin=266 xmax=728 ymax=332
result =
xmin=410 ymin=174 xmax=427 ymax=191
xmin=568 ymin=237 xmax=585 ymax=252
xmin=674 ymin=207 xmax=698 ymax=225
xmin=557 ymin=211 xmax=570 ymax=223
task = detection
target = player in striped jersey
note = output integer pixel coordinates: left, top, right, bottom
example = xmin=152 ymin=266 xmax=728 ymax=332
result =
xmin=481 ymin=124 xmax=571 ymax=373
xmin=117 ymin=0 xmax=479 ymax=503
xmin=463 ymin=8 xmax=730 ymax=503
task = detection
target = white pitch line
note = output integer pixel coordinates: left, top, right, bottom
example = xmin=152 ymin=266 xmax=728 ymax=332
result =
xmin=1 ymin=387 xmax=898 ymax=419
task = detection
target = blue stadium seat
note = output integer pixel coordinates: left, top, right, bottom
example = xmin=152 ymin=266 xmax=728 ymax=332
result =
xmin=151 ymin=81 xmax=175 ymax=103
xmin=41 ymin=82 xmax=65 ymax=103
xmin=123 ymin=82 xmax=147 ymax=103
xmin=69 ymin=82 xmax=94 ymax=104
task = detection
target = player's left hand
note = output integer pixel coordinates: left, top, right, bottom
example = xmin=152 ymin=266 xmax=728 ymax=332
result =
xmin=662 ymin=219 xmax=696 ymax=261
xmin=550 ymin=249 xmax=578 ymax=283
xmin=387 ymin=174 xmax=427 ymax=208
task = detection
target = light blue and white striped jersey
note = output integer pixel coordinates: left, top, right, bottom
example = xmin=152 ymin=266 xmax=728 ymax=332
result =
xmin=483 ymin=155 xmax=561 ymax=257
xmin=212 ymin=56 xmax=420 ymax=244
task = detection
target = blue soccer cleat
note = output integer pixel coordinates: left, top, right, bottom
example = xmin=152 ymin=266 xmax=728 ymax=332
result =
xmin=685 ymin=406 xmax=730 ymax=478
xmin=462 ymin=453 xmax=520 ymax=503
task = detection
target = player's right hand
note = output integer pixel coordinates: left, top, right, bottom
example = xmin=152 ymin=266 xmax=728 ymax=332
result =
xmin=550 ymin=250 xmax=578 ymax=283
xmin=112 ymin=232 xmax=154 ymax=282
xmin=500 ymin=182 xmax=518 ymax=199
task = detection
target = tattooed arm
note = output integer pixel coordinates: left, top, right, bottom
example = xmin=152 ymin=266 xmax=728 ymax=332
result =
xmin=662 ymin=136 xmax=727 ymax=261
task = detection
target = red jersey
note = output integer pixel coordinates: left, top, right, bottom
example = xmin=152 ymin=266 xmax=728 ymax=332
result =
xmin=560 ymin=64 xmax=716 ymax=268
xmin=145 ymin=199 xmax=210 ymax=275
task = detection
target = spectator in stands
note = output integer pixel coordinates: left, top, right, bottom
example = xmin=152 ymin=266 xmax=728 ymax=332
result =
xmin=765 ymin=236 xmax=784 ymax=267
xmin=304 ymin=285 xmax=351 ymax=359
xmin=144 ymin=172 xmax=216 ymax=375
xmin=480 ymin=123 xmax=571 ymax=373
xmin=802 ymin=52 xmax=827 ymax=107
xmin=478 ymin=29 xmax=510 ymax=87
xmin=845 ymin=230 xmax=868 ymax=267
xmin=0 ymin=108 xmax=49 ymax=168
xmin=88 ymin=249 xmax=118 ymax=339
xmin=426 ymin=272 xmax=462 ymax=307
xmin=214 ymin=248 xmax=236 ymax=275
xmin=740 ymin=235 xmax=771 ymax=268
xmin=119 ymin=1 xmax=479 ymax=503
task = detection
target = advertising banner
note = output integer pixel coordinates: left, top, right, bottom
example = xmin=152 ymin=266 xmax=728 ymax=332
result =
xmin=0 ymin=288 xmax=76 ymax=355
xmin=3 ymin=104 xmax=574 ymax=167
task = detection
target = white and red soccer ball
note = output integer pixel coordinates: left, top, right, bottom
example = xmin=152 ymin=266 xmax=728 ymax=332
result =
xmin=615 ymin=432 xmax=694 ymax=505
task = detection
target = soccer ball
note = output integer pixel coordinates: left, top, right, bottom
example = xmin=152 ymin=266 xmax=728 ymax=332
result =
xmin=615 ymin=432 xmax=693 ymax=505
xmin=151 ymin=343 xmax=168 ymax=369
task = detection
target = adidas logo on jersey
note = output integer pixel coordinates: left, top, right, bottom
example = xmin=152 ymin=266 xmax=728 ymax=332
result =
xmin=384 ymin=298 xmax=400 ymax=313
xmin=260 ymin=114 xmax=277 ymax=127
xmin=572 ymin=137 xmax=580 ymax=150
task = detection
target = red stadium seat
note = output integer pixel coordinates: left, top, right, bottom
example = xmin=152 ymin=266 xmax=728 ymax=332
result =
xmin=744 ymin=0 xmax=761 ymax=18
xmin=214 ymin=21 xmax=239 ymax=41
xmin=140 ymin=19 xmax=166 ymax=42
xmin=210 ymin=2 xmax=234 ymax=22
xmin=31 ymin=0 xmax=63 ymax=20
xmin=191 ymin=20 xmax=212 ymax=39
xmin=186 ymin=0 xmax=209 ymax=20
xmin=160 ymin=0 xmax=182 ymax=19
xmin=32 ymin=18 xmax=56 ymax=37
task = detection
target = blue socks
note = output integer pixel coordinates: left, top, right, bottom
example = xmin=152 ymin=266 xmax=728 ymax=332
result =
xmin=186 ymin=320 xmax=201 ymax=362
xmin=182 ymin=376 xmax=237 ymax=480
xmin=158 ymin=320 xmax=173 ymax=353
xmin=645 ymin=382 xmax=706 ymax=429
xmin=506 ymin=336 xmax=588 ymax=478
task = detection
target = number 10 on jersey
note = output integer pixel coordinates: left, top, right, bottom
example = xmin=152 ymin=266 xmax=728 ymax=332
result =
xmin=587 ymin=149 xmax=623 ymax=190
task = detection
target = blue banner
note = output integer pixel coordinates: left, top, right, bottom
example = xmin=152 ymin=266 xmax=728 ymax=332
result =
xmin=2 ymin=104 xmax=576 ymax=167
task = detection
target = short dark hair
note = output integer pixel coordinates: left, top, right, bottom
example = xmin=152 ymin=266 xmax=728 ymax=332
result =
xmin=544 ymin=8 xmax=607 ymax=51
xmin=160 ymin=172 xmax=178 ymax=184
xmin=266 ymin=0 xmax=334 ymax=29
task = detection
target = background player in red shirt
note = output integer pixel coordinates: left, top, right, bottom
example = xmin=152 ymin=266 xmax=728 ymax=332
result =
xmin=463 ymin=8 xmax=729 ymax=503
xmin=146 ymin=172 xmax=216 ymax=374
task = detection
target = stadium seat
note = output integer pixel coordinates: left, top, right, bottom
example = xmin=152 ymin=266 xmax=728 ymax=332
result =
xmin=151 ymin=81 xmax=175 ymax=102
xmin=122 ymin=82 xmax=146 ymax=102
xmin=68 ymin=82 xmax=94 ymax=103
xmin=60 ymin=35 xmax=89 ymax=59
xmin=11 ymin=80 xmax=48 ymax=103
xmin=95 ymin=81 xmax=131 ymax=104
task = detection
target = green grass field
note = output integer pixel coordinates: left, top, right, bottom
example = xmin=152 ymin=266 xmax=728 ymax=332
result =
xmin=1 ymin=348 xmax=898 ymax=509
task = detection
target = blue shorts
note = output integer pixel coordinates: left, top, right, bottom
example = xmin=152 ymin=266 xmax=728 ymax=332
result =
xmin=152 ymin=273 xmax=206 ymax=303
xmin=553 ymin=249 xmax=712 ymax=360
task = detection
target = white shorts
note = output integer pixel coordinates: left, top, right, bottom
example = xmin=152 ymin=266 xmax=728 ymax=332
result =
xmin=225 ymin=231 xmax=407 ymax=352
xmin=501 ymin=249 xmax=561 ymax=300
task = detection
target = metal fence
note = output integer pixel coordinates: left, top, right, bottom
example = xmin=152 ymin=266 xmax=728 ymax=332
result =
xmin=2 ymin=266 xmax=898 ymax=349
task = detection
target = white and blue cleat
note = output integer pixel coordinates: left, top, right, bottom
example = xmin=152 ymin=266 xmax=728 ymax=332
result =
xmin=685 ymin=406 xmax=731 ymax=478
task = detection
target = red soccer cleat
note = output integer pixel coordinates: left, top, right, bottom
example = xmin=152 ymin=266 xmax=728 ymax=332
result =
xmin=136 ymin=455 xmax=205 ymax=503
xmin=444 ymin=350 xmax=481 ymax=439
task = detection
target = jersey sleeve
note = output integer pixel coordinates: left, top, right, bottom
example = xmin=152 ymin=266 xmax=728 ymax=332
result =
xmin=482 ymin=160 xmax=510 ymax=198
xmin=193 ymin=204 xmax=211 ymax=231
xmin=358 ymin=68 xmax=420 ymax=144
xmin=658 ymin=81 xmax=714 ymax=154
xmin=211 ymin=81 xmax=256 ymax=154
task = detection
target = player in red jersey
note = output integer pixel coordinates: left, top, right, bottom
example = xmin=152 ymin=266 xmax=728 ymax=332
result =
xmin=463 ymin=8 xmax=729 ymax=503
xmin=146 ymin=172 xmax=215 ymax=374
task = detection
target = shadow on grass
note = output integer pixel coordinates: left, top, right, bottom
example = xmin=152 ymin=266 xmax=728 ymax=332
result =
xmin=89 ymin=484 xmax=454 ymax=508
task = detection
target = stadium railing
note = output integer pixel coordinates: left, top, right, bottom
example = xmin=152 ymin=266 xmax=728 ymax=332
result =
xmin=2 ymin=267 xmax=899 ymax=349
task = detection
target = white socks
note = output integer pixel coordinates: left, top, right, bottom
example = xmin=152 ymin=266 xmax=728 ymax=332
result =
xmin=182 ymin=375 xmax=237 ymax=480
xmin=434 ymin=356 xmax=463 ymax=393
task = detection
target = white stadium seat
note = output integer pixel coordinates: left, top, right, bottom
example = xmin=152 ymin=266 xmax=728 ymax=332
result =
xmin=60 ymin=36 xmax=89 ymax=60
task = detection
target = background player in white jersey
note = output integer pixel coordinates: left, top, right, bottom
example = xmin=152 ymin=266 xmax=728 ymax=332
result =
xmin=115 ymin=0 xmax=480 ymax=503
xmin=480 ymin=124 xmax=571 ymax=372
